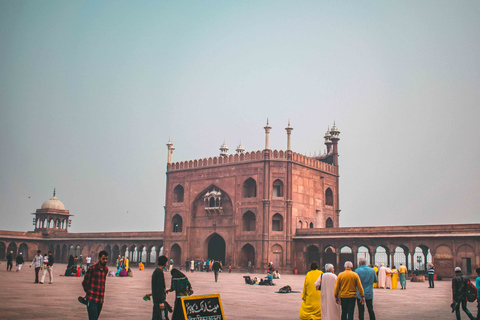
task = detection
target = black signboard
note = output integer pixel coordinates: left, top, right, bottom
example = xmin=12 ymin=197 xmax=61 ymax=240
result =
xmin=181 ymin=294 xmax=225 ymax=320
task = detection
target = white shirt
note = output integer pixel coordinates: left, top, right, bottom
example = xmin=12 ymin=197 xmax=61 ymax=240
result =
xmin=31 ymin=255 xmax=43 ymax=268
xmin=86 ymin=256 xmax=91 ymax=263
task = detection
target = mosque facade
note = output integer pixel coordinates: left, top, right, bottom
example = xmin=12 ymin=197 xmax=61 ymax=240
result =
xmin=0 ymin=121 xmax=479 ymax=278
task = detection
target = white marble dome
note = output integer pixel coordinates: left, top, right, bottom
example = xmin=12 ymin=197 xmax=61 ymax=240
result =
xmin=41 ymin=193 xmax=65 ymax=210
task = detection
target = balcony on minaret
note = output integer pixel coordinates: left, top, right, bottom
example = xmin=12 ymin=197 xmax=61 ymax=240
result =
xmin=203 ymin=188 xmax=223 ymax=215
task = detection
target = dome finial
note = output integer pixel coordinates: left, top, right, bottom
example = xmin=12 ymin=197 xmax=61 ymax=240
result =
xmin=53 ymin=188 xmax=56 ymax=197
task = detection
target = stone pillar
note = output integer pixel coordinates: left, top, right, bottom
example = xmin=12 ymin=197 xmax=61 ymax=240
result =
xmin=285 ymin=122 xmax=293 ymax=270
xmin=166 ymin=138 xmax=174 ymax=165
xmin=262 ymin=148 xmax=271 ymax=269
xmin=353 ymin=248 xmax=357 ymax=268
xmin=285 ymin=120 xmax=293 ymax=151
xmin=264 ymin=119 xmax=272 ymax=150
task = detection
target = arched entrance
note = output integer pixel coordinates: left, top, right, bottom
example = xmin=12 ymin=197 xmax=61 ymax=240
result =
xmin=170 ymin=244 xmax=181 ymax=267
xmin=207 ymin=233 xmax=225 ymax=265
xmin=307 ymin=245 xmax=320 ymax=269
xmin=241 ymin=244 xmax=255 ymax=267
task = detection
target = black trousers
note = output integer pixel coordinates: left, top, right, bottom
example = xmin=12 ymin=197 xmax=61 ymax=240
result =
xmin=357 ymin=298 xmax=376 ymax=320
xmin=35 ymin=267 xmax=41 ymax=283
xmin=454 ymin=299 xmax=475 ymax=320
xmin=152 ymin=303 xmax=169 ymax=320
xmin=428 ymin=274 xmax=434 ymax=288
xmin=340 ymin=297 xmax=356 ymax=320
xmin=7 ymin=261 xmax=12 ymax=271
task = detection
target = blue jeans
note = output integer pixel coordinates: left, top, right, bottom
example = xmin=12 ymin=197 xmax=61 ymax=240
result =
xmin=428 ymin=274 xmax=434 ymax=288
xmin=341 ymin=297 xmax=356 ymax=320
xmin=87 ymin=300 xmax=103 ymax=320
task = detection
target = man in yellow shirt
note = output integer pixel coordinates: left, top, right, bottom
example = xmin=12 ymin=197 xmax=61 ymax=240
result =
xmin=398 ymin=263 xmax=407 ymax=289
xmin=334 ymin=261 xmax=365 ymax=320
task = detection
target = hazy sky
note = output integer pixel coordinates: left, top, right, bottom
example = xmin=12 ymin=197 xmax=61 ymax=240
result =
xmin=1 ymin=1 xmax=479 ymax=233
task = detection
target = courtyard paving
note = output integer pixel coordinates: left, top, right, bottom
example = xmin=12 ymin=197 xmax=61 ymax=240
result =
xmin=0 ymin=263 xmax=474 ymax=319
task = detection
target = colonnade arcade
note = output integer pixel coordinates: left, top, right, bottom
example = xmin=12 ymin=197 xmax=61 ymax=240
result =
xmin=305 ymin=243 xmax=433 ymax=272
xmin=300 ymin=238 xmax=478 ymax=277
xmin=0 ymin=240 xmax=164 ymax=266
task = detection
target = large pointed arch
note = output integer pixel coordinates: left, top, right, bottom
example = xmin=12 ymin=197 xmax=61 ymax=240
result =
xmin=191 ymin=184 xmax=233 ymax=216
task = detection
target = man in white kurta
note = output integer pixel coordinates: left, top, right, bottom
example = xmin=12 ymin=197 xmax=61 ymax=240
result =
xmin=315 ymin=264 xmax=340 ymax=320
xmin=377 ymin=263 xmax=387 ymax=288
xmin=385 ymin=266 xmax=393 ymax=289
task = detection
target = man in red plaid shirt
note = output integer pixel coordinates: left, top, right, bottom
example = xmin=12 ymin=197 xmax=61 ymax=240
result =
xmin=82 ymin=250 xmax=109 ymax=320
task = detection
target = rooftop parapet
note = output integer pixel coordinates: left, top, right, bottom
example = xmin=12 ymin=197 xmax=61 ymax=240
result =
xmin=167 ymin=150 xmax=338 ymax=175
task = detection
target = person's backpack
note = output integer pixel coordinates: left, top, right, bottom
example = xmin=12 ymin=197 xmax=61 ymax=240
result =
xmin=465 ymin=279 xmax=477 ymax=302
xmin=278 ymin=285 xmax=292 ymax=293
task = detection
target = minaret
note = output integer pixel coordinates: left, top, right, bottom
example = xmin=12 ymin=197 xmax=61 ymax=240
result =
xmin=235 ymin=141 xmax=245 ymax=154
xmin=329 ymin=122 xmax=340 ymax=166
xmin=324 ymin=126 xmax=332 ymax=154
xmin=264 ymin=119 xmax=272 ymax=150
xmin=219 ymin=140 xmax=229 ymax=156
xmin=166 ymin=138 xmax=175 ymax=164
xmin=285 ymin=120 xmax=293 ymax=151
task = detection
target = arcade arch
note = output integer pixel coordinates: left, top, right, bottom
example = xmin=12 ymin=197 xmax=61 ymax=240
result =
xmin=357 ymin=246 xmax=371 ymax=267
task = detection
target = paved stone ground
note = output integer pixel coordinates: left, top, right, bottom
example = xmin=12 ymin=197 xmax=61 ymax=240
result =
xmin=0 ymin=263 xmax=475 ymax=319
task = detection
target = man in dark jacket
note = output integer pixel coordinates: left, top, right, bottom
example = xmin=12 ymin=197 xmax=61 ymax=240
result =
xmin=6 ymin=251 xmax=13 ymax=271
xmin=452 ymin=267 xmax=475 ymax=320
xmin=212 ymin=260 xmax=221 ymax=283
xmin=152 ymin=255 xmax=168 ymax=320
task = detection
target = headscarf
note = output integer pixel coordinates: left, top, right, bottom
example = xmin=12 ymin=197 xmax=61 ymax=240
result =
xmin=171 ymin=268 xmax=186 ymax=279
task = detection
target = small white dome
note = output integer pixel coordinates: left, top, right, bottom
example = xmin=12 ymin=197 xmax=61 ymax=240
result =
xmin=41 ymin=196 xmax=65 ymax=210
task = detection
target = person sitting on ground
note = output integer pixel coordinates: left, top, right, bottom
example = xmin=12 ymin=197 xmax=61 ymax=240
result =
xmin=139 ymin=262 xmax=145 ymax=271
xmin=263 ymin=271 xmax=274 ymax=285
xmin=64 ymin=265 xmax=76 ymax=276
xmin=119 ymin=267 xmax=128 ymax=277
xmin=127 ymin=268 xmax=134 ymax=277
xmin=272 ymin=270 xmax=279 ymax=279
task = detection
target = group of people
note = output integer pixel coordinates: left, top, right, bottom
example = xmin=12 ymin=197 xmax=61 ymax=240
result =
xmin=6 ymin=250 xmax=24 ymax=272
xmin=64 ymin=254 xmax=92 ymax=277
xmin=299 ymin=259 xmax=374 ymax=320
xmin=374 ymin=263 xmax=405 ymax=290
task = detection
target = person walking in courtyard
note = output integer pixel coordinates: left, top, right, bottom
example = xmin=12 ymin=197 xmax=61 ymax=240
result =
xmin=428 ymin=263 xmax=435 ymax=288
xmin=82 ymin=250 xmax=109 ymax=320
xmin=168 ymin=268 xmax=193 ymax=320
xmin=152 ymin=255 xmax=168 ymax=320
xmin=248 ymin=260 xmax=252 ymax=273
xmin=355 ymin=258 xmax=376 ymax=320
xmin=30 ymin=250 xmax=43 ymax=283
xmin=377 ymin=264 xmax=386 ymax=289
xmin=452 ymin=267 xmax=475 ymax=320
xmin=16 ymin=252 xmax=24 ymax=271
xmin=212 ymin=260 xmax=221 ymax=282
xmin=6 ymin=251 xmax=13 ymax=271
xmin=315 ymin=263 xmax=340 ymax=320
xmin=334 ymin=261 xmax=365 ymax=320
xmin=40 ymin=251 xmax=54 ymax=284
xmin=299 ymin=261 xmax=323 ymax=320
xmin=391 ymin=266 xmax=398 ymax=290
xmin=86 ymin=255 xmax=92 ymax=270
xmin=398 ymin=263 xmax=407 ymax=290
